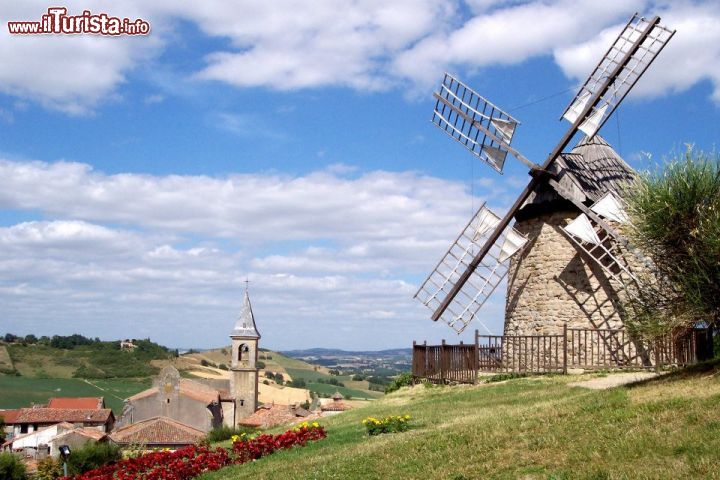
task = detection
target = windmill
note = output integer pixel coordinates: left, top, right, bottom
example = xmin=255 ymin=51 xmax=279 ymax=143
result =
xmin=414 ymin=13 xmax=675 ymax=348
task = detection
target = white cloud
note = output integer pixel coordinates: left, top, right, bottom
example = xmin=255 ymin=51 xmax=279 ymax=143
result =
xmin=554 ymin=2 xmax=720 ymax=103
xmin=1 ymin=1 xmax=719 ymax=112
xmin=0 ymin=2 xmax=164 ymax=114
xmin=0 ymin=158 xmax=501 ymax=348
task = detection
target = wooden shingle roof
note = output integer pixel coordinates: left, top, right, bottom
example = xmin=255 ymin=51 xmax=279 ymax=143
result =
xmin=518 ymin=135 xmax=635 ymax=219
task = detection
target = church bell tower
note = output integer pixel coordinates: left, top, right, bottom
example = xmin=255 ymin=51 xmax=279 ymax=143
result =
xmin=230 ymin=288 xmax=260 ymax=424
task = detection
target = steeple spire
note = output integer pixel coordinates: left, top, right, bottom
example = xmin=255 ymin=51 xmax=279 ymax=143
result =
xmin=231 ymin=289 xmax=260 ymax=338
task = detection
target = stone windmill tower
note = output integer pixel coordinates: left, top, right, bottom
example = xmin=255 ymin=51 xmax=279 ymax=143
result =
xmin=505 ymin=135 xmax=636 ymax=336
xmin=415 ymin=14 xmax=675 ymax=347
xmin=230 ymin=288 xmax=260 ymax=424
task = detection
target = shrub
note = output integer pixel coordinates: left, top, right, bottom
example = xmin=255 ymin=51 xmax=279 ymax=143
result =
xmin=67 ymin=442 xmax=122 ymax=475
xmin=0 ymin=452 xmax=27 ymax=480
xmin=257 ymin=361 xmax=266 ymax=369
xmin=206 ymin=425 xmax=258 ymax=443
xmin=385 ymin=372 xmax=414 ymax=393
xmin=362 ymin=415 xmax=411 ymax=436
xmin=218 ymin=363 xmax=228 ymax=371
xmin=36 ymin=457 xmax=62 ymax=480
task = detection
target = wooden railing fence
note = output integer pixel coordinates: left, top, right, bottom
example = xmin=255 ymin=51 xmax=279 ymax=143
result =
xmin=412 ymin=326 xmax=713 ymax=382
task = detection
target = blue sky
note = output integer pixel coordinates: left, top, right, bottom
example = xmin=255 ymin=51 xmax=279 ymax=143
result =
xmin=0 ymin=0 xmax=718 ymax=350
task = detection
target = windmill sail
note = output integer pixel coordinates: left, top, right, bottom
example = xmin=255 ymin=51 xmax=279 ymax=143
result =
xmin=561 ymin=212 xmax=640 ymax=286
xmin=432 ymin=74 xmax=520 ymax=173
xmin=590 ymin=192 xmax=629 ymax=224
xmin=561 ymin=14 xmax=675 ymax=138
xmin=414 ymin=203 xmax=528 ymax=333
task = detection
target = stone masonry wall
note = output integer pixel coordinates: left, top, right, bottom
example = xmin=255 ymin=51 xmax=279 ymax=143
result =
xmin=505 ymin=210 xmax=625 ymax=336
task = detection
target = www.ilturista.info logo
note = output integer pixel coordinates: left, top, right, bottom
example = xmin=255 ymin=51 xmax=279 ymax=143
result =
xmin=8 ymin=7 xmax=150 ymax=35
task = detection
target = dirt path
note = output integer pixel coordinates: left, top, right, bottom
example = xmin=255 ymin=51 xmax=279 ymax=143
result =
xmin=569 ymin=371 xmax=664 ymax=390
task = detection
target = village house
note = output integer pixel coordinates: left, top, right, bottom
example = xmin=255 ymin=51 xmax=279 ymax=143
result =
xmin=3 ymin=407 xmax=114 ymax=437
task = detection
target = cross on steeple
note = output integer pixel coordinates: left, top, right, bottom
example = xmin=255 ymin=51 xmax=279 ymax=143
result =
xmin=244 ymin=277 xmax=250 ymax=292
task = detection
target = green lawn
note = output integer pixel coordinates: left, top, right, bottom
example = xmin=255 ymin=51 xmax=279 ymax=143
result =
xmin=201 ymin=361 xmax=720 ymax=479
xmin=0 ymin=376 xmax=149 ymax=414
xmin=305 ymin=381 xmax=383 ymax=400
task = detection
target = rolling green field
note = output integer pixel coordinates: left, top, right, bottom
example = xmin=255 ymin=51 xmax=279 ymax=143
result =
xmin=0 ymin=376 xmax=150 ymax=414
xmin=201 ymin=361 xmax=720 ymax=480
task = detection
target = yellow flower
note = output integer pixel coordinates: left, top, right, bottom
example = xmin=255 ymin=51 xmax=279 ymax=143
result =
xmin=231 ymin=435 xmax=239 ymax=442
xmin=312 ymin=422 xmax=319 ymax=428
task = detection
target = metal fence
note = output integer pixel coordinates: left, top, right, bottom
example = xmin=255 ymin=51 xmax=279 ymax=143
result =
xmin=412 ymin=326 xmax=714 ymax=382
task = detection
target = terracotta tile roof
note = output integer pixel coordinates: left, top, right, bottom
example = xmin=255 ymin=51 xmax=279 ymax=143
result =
xmin=179 ymin=379 xmax=220 ymax=404
xmin=238 ymin=404 xmax=319 ymax=429
xmin=0 ymin=409 xmax=21 ymax=423
xmin=321 ymin=400 xmax=351 ymax=412
xmin=55 ymin=427 xmax=108 ymax=442
xmin=48 ymin=397 xmax=104 ymax=409
xmin=127 ymin=387 xmax=159 ymax=402
xmin=110 ymin=417 xmax=205 ymax=445
xmin=10 ymin=408 xmax=114 ymax=425
xmin=127 ymin=380 xmax=220 ymax=405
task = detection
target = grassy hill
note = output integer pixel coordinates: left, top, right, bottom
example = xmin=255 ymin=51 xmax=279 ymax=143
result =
xmin=0 ymin=376 xmax=149 ymax=414
xmin=200 ymin=361 xmax=720 ymax=479
xmin=181 ymin=348 xmax=383 ymax=401
xmin=2 ymin=337 xmax=175 ymax=379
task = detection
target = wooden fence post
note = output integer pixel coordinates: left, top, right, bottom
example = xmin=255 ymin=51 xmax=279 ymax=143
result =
xmin=563 ymin=323 xmax=568 ymax=374
xmin=474 ymin=329 xmax=479 ymax=384
xmin=441 ymin=339 xmax=446 ymax=384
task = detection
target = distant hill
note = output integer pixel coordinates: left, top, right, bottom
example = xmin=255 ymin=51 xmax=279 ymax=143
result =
xmin=282 ymin=348 xmax=412 ymax=358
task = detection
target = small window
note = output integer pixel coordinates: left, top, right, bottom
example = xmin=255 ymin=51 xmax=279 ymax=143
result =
xmin=239 ymin=399 xmax=244 ymax=406
xmin=167 ymin=399 xmax=170 ymax=404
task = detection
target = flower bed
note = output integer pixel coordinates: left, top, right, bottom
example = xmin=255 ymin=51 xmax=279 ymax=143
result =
xmin=64 ymin=423 xmax=326 ymax=480
xmin=362 ymin=415 xmax=411 ymax=436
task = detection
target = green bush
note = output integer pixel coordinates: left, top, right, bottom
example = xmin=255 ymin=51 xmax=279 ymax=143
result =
xmin=384 ymin=372 xmax=414 ymax=393
xmin=66 ymin=442 xmax=122 ymax=475
xmin=36 ymin=457 xmax=62 ymax=480
xmin=206 ymin=425 xmax=259 ymax=443
xmin=257 ymin=361 xmax=266 ymax=369
xmin=0 ymin=452 xmax=27 ymax=480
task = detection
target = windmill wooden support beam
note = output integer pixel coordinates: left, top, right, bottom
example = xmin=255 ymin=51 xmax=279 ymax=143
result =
xmin=430 ymin=14 xmax=667 ymax=322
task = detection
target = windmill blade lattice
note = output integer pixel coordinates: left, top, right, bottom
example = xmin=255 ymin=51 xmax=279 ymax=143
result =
xmin=561 ymin=14 xmax=675 ymax=138
xmin=432 ymin=74 xmax=520 ymax=173
xmin=561 ymin=211 xmax=640 ymax=289
xmin=414 ymin=203 xmax=528 ymax=333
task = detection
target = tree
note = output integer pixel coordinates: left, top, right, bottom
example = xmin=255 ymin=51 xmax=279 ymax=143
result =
xmin=23 ymin=334 xmax=37 ymax=344
xmin=624 ymin=148 xmax=720 ymax=338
